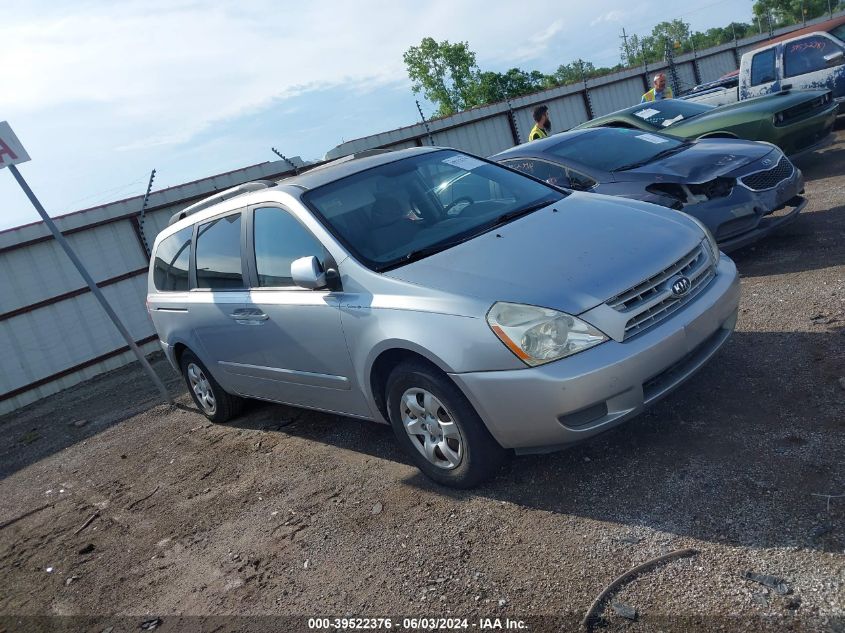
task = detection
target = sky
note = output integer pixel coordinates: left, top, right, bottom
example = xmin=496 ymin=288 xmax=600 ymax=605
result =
xmin=0 ymin=0 xmax=753 ymax=231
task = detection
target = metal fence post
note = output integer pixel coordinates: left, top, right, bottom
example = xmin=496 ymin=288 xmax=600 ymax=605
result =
xmin=505 ymin=99 xmax=521 ymax=145
xmin=578 ymin=60 xmax=595 ymax=120
xmin=7 ymin=164 xmax=173 ymax=406
xmin=416 ymin=100 xmax=435 ymax=146
xmin=690 ymin=36 xmax=702 ymax=86
xmin=270 ymin=147 xmax=300 ymax=175
xmin=136 ymin=168 xmax=156 ymax=258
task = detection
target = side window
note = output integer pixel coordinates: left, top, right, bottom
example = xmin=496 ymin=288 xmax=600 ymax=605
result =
xmin=434 ymin=171 xmax=514 ymax=209
xmin=566 ymin=168 xmax=596 ymax=191
xmin=751 ymin=48 xmax=777 ymax=86
xmin=253 ymin=207 xmax=325 ymax=287
xmin=153 ymin=227 xmax=192 ymax=291
xmin=502 ymin=159 xmax=587 ymax=189
xmin=784 ymin=36 xmax=841 ymax=77
xmin=195 ymin=213 xmax=244 ymax=289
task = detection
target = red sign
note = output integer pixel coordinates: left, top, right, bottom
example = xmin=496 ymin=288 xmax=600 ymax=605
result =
xmin=0 ymin=122 xmax=31 ymax=168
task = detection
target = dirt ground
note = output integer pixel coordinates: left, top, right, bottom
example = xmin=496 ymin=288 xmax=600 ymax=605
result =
xmin=2 ymin=129 xmax=844 ymax=633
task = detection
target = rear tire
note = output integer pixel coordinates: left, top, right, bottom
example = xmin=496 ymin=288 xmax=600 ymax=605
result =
xmin=386 ymin=360 xmax=508 ymax=488
xmin=180 ymin=350 xmax=243 ymax=423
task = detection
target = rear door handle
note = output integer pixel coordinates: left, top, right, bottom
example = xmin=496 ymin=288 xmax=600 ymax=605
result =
xmin=230 ymin=308 xmax=269 ymax=324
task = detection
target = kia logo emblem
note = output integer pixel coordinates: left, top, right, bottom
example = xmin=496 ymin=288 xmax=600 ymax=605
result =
xmin=671 ymin=276 xmax=692 ymax=297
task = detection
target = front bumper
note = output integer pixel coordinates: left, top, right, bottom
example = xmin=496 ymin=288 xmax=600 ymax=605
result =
xmin=450 ymin=256 xmax=740 ymax=452
xmin=718 ymin=195 xmax=806 ymax=252
xmin=687 ymin=164 xmax=805 ymax=252
xmin=775 ymin=103 xmax=838 ymax=156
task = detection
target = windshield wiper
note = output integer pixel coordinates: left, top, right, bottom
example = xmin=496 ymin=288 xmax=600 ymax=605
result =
xmin=615 ymin=144 xmax=691 ymax=171
xmin=487 ymin=198 xmax=558 ymax=229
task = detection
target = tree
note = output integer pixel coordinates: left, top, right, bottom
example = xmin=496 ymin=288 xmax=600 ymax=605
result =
xmin=753 ymin=0 xmax=839 ymax=27
xmin=651 ymin=19 xmax=692 ymax=52
xmin=550 ymin=59 xmax=596 ymax=85
xmin=403 ymin=38 xmax=480 ymax=117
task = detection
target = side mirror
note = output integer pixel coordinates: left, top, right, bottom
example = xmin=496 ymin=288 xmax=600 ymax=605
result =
xmin=825 ymin=50 xmax=845 ymax=66
xmin=291 ymin=256 xmax=327 ymax=290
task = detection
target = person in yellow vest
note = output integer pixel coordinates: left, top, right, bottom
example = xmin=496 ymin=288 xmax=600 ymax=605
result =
xmin=528 ymin=105 xmax=552 ymax=141
xmin=641 ymin=73 xmax=673 ymax=102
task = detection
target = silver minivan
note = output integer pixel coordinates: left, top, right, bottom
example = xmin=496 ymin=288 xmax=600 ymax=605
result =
xmin=147 ymin=147 xmax=740 ymax=487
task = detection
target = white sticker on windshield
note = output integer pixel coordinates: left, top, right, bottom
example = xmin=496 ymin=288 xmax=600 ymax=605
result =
xmin=442 ymin=155 xmax=486 ymax=171
xmin=662 ymin=114 xmax=684 ymax=127
xmin=635 ymin=133 xmax=668 ymax=144
xmin=633 ymin=108 xmax=660 ymax=119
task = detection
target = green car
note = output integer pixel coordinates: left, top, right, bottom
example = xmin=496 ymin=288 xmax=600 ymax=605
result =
xmin=575 ymin=90 xmax=837 ymax=156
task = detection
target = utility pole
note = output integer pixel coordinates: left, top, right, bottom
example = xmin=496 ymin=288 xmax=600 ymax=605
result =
xmin=767 ymin=10 xmax=774 ymax=37
xmin=0 ymin=121 xmax=172 ymax=406
xmin=620 ymin=28 xmax=632 ymax=66
xmin=415 ymin=100 xmax=435 ymax=146
xmin=829 ymin=0 xmax=834 ymax=19
xmin=802 ymin=0 xmax=807 ymax=25
xmin=756 ymin=16 xmax=762 ymax=34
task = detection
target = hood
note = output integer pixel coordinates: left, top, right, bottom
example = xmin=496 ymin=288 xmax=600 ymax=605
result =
xmin=679 ymin=89 xmax=830 ymax=123
xmin=383 ymin=193 xmax=703 ymax=315
xmin=615 ymin=138 xmax=776 ymax=183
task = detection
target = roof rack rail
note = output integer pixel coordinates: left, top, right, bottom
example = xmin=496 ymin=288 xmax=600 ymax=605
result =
xmin=167 ymin=180 xmax=277 ymax=226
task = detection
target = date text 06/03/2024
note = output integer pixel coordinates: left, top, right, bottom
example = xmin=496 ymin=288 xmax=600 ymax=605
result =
xmin=306 ymin=617 xmax=528 ymax=630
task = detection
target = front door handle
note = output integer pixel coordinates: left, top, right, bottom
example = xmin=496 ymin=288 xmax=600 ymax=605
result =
xmin=230 ymin=308 xmax=269 ymax=324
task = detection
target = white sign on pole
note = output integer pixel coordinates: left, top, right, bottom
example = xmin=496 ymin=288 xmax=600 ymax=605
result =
xmin=0 ymin=121 xmax=31 ymax=168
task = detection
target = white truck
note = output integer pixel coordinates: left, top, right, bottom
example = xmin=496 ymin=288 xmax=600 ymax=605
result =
xmin=682 ymin=16 xmax=845 ymax=110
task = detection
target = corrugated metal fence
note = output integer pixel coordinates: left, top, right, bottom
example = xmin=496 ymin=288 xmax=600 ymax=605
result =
xmin=0 ymin=159 xmax=303 ymax=414
xmin=327 ymin=12 xmax=844 ymax=159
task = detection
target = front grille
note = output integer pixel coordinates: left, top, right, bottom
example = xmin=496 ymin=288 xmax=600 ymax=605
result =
xmin=739 ymin=156 xmax=794 ymax=191
xmin=778 ymin=92 xmax=832 ymax=125
xmin=607 ymin=241 xmax=716 ymax=340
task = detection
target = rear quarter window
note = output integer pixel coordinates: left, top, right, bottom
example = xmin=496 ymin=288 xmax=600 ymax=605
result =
xmin=751 ymin=48 xmax=777 ymax=86
xmin=152 ymin=227 xmax=192 ymax=291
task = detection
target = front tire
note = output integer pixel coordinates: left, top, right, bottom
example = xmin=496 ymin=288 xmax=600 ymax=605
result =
xmin=386 ymin=360 xmax=508 ymax=488
xmin=180 ymin=350 xmax=243 ymax=423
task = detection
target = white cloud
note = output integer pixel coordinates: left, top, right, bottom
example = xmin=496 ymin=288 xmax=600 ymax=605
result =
xmin=591 ymin=9 xmax=627 ymax=26
xmin=1 ymin=1 xmax=588 ymax=153
xmin=511 ymin=20 xmax=566 ymax=62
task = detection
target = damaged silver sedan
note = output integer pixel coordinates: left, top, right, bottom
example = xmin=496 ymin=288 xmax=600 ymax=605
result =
xmin=494 ymin=127 xmax=806 ymax=252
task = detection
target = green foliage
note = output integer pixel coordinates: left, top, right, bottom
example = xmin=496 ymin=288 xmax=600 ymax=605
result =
xmin=406 ymin=2 xmax=843 ymax=116
xmin=403 ymin=38 xmax=480 ymax=117
xmin=753 ymin=0 xmax=840 ymax=27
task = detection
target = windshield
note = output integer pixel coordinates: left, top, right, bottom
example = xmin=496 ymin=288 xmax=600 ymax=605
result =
xmin=302 ymin=150 xmax=564 ymax=270
xmin=629 ymin=100 xmax=714 ymax=128
xmin=547 ymin=128 xmax=688 ymax=172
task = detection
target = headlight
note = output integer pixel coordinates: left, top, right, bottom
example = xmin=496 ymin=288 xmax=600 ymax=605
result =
xmin=686 ymin=216 xmax=720 ymax=265
xmin=486 ymin=302 xmax=608 ymax=366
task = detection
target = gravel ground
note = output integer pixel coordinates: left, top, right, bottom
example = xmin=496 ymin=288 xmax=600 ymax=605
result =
xmin=1 ymin=128 xmax=844 ymax=633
